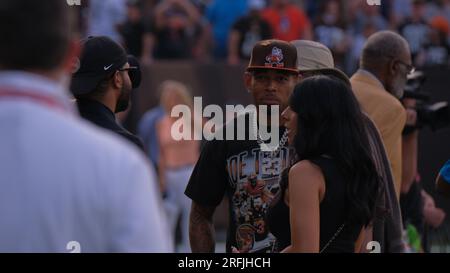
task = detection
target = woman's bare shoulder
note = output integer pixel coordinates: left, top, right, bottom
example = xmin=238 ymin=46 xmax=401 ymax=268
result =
xmin=289 ymin=160 xmax=325 ymax=190
xmin=290 ymin=160 xmax=323 ymax=177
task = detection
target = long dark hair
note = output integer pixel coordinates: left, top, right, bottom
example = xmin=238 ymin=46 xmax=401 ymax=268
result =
xmin=289 ymin=75 xmax=379 ymax=226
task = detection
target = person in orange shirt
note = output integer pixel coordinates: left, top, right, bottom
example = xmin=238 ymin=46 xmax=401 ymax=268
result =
xmin=261 ymin=0 xmax=312 ymax=42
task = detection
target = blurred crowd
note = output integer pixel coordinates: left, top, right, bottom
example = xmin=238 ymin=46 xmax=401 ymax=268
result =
xmin=79 ymin=0 xmax=450 ymax=74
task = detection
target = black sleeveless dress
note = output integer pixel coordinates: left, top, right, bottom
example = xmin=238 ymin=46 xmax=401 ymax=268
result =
xmin=266 ymin=156 xmax=363 ymax=253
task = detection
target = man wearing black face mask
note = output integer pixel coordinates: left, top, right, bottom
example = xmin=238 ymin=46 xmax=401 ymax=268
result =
xmin=71 ymin=36 xmax=144 ymax=150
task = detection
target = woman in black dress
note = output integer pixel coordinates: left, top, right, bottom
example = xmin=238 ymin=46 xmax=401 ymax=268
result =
xmin=267 ymin=75 xmax=380 ymax=253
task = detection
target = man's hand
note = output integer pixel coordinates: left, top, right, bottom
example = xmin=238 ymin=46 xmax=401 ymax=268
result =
xmin=402 ymin=98 xmax=418 ymax=127
xmin=422 ymin=190 xmax=446 ymax=228
xmin=405 ymin=108 xmax=418 ymax=126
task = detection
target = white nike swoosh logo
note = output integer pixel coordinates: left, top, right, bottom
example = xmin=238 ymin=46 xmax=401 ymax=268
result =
xmin=104 ymin=64 xmax=113 ymax=70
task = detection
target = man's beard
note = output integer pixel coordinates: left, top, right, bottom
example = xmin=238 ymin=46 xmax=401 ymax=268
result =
xmin=390 ymin=75 xmax=406 ymax=99
xmin=115 ymin=87 xmax=131 ymax=113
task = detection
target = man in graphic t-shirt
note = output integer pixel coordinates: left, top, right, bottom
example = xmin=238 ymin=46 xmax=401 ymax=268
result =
xmin=185 ymin=40 xmax=300 ymax=253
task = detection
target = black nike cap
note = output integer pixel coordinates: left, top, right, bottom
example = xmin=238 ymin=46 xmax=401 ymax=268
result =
xmin=70 ymin=36 xmax=128 ymax=96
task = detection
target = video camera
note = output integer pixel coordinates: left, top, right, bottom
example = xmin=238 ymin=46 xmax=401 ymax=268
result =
xmin=403 ymin=71 xmax=450 ymax=131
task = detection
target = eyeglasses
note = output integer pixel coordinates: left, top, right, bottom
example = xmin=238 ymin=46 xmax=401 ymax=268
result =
xmin=118 ymin=66 xmax=140 ymax=88
xmin=101 ymin=66 xmax=139 ymax=86
xmin=396 ymin=60 xmax=415 ymax=75
xmin=118 ymin=66 xmax=138 ymax=73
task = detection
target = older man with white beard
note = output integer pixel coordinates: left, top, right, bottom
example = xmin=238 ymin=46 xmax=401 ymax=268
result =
xmin=350 ymin=31 xmax=412 ymax=199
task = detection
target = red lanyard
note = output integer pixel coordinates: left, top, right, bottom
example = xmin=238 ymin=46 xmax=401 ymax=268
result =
xmin=0 ymin=89 xmax=67 ymax=112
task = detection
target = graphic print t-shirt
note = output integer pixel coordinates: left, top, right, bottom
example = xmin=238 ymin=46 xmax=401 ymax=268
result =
xmin=185 ymin=116 xmax=293 ymax=253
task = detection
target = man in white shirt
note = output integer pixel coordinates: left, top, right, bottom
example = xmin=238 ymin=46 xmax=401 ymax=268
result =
xmin=0 ymin=0 xmax=172 ymax=253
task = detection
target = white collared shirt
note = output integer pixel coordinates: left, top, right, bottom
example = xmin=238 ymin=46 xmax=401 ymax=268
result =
xmin=0 ymin=71 xmax=173 ymax=252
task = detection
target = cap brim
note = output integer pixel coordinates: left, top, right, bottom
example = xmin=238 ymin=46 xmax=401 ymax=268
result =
xmin=247 ymin=66 xmax=299 ymax=73
xmin=299 ymin=67 xmax=350 ymax=86
xmin=70 ymin=73 xmax=106 ymax=96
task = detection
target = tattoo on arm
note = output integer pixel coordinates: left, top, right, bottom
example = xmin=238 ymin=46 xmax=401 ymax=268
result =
xmin=189 ymin=202 xmax=216 ymax=253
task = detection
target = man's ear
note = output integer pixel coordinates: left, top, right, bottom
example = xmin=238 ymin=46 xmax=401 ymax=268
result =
xmin=244 ymin=71 xmax=252 ymax=93
xmin=63 ymin=39 xmax=81 ymax=74
xmin=113 ymin=71 xmax=123 ymax=89
xmin=389 ymin=59 xmax=397 ymax=76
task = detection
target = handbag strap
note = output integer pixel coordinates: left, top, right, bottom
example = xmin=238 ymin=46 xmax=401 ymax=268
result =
xmin=320 ymin=223 xmax=346 ymax=253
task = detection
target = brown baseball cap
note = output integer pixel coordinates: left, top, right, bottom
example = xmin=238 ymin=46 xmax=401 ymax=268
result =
xmin=247 ymin=39 xmax=299 ymax=73
xmin=290 ymin=40 xmax=350 ymax=85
